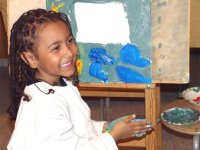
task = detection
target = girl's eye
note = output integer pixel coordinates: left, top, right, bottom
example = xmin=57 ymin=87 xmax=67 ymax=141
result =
xmin=67 ymin=37 xmax=75 ymax=45
xmin=52 ymin=45 xmax=60 ymax=51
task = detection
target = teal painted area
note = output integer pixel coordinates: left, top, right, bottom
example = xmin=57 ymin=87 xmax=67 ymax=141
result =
xmin=46 ymin=0 xmax=152 ymax=83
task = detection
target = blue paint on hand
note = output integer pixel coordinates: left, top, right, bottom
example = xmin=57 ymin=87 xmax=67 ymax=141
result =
xmin=89 ymin=62 xmax=108 ymax=82
xmin=89 ymin=47 xmax=115 ymax=65
xmin=115 ymin=66 xmax=152 ymax=83
xmin=120 ymin=43 xmax=150 ymax=67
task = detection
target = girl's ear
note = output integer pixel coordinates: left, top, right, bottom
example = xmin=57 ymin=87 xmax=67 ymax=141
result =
xmin=20 ymin=52 xmax=38 ymax=69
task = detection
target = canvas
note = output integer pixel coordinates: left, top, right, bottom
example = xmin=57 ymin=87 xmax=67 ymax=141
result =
xmin=46 ymin=0 xmax=152 ymax=83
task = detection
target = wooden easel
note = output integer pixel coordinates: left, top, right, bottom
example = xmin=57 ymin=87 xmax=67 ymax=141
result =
xmin=78 ymin=83 xmax=162 ymax=150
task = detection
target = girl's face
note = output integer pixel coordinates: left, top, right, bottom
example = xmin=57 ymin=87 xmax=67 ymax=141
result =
xmin=33 ymin=21 xmax=78 ymax=84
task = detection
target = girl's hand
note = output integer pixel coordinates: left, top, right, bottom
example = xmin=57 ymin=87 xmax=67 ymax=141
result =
xmin=109 ymin=114 xmax=152 ymax=141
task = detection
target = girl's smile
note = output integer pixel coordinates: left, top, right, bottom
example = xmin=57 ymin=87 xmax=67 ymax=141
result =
xmin=33 ymin=20 xmax=78 ymax=85
xmin=60 ymin=60 xmax=74 ymax=70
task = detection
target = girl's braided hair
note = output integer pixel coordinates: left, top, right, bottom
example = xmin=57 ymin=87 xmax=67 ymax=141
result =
xmin=8 ymin=8 xmax=78 ymax=120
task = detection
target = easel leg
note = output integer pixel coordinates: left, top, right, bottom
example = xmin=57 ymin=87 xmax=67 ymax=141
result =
xmin=105 ymin=97 xmax=110 ymax=122
xmin=193 ymin=135 xmax=199 ymax=150
xmin=100 ymin=98 xmax=104 ymax=120
xmin=100 ymin=97 xmax=110 ymax=121
xmin=145 ymin=84 xmax=162 ymax=150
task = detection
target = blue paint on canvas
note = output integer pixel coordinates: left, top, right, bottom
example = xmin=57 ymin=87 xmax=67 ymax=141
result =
xmin=89 ymin=48 xmax=115 ymax=65
xmin=89 ymin=62 xmax=108 ymax=82
xmin=115 ymin=66 xmax=152 ymax=83
xmin=89 ymin=47 xmax=115 ymax=81
xmin=120 ymin=43 xmax=150 ymax=67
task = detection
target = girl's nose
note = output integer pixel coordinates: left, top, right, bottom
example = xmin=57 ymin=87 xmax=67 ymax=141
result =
xmin=63 ymin=45 xmax=73 ymax=57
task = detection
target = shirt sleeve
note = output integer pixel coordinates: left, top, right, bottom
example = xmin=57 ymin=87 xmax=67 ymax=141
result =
xmin=91 ymin=120 xmax=108 ymax=135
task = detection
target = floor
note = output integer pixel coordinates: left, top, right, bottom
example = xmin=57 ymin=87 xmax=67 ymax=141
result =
xmin=0 ymin=64 xmax=197 ymax=150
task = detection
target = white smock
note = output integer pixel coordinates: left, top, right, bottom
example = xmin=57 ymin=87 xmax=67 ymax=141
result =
xmin=7 ymin=79 xmax=118 ymax=150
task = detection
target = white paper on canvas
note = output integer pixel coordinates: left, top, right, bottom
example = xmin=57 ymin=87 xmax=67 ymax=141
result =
xmin=74 ymin=2 xmax=130 ymax=44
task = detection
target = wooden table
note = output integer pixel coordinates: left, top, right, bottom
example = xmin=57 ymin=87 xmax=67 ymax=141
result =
xmin=78 ymin=83 xmax=162 ymax=150
xmin=161 ymin=99 xmax=200 ymax=150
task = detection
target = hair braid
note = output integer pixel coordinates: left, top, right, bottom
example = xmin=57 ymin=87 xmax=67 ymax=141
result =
xmin=8 ymin=9 xmax=76 ymax=119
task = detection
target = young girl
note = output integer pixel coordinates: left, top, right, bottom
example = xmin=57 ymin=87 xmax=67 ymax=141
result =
xmin=7 ymin=9 xmax=152 ymax=150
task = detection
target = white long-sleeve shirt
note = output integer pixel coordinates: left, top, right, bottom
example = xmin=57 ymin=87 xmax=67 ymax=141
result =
xmin=7 ymin=79 xmax=118 ymax=150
